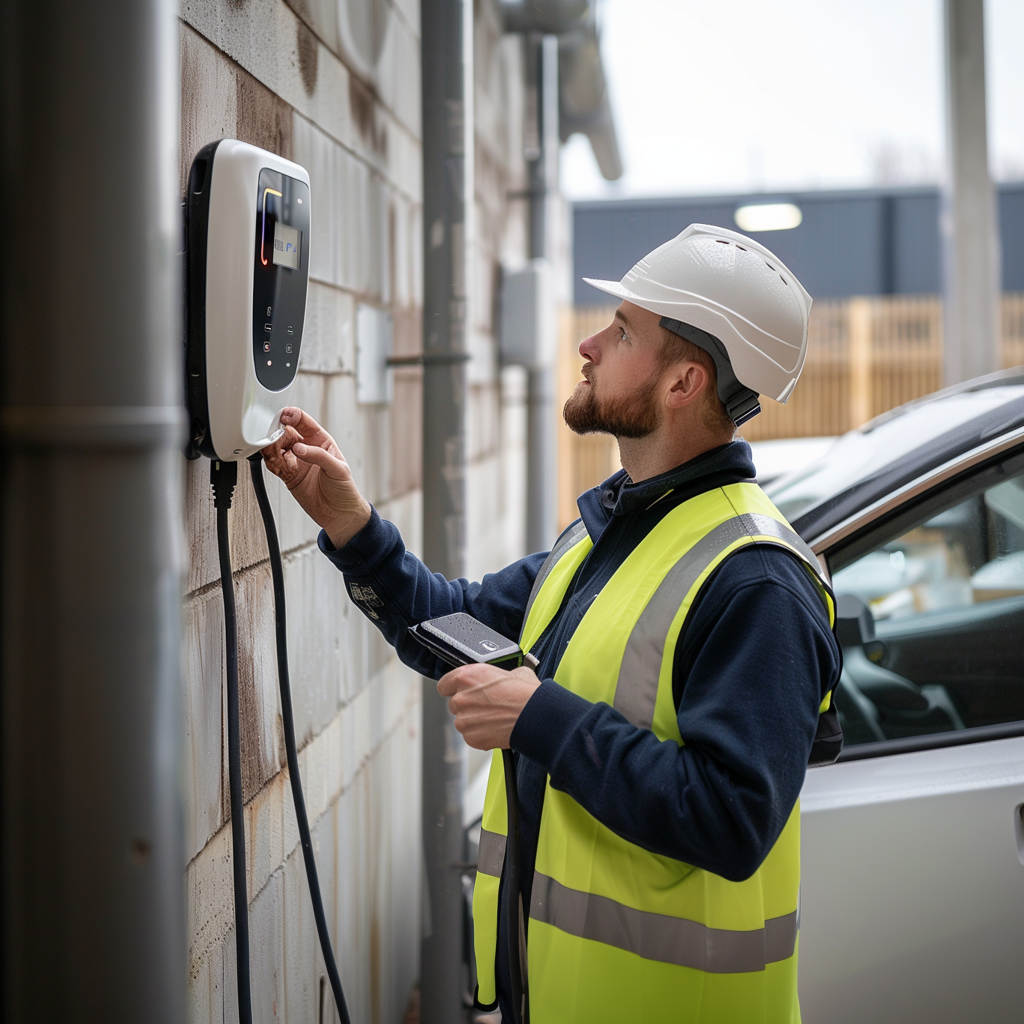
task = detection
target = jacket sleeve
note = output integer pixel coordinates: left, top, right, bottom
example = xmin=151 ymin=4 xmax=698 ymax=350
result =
xmin=319 ymin=507 xmax=547 ymax=679
xmin=509 ymin=545 xmax=839 ymax=881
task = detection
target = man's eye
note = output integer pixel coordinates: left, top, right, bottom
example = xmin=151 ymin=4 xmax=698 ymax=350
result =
xmin=619 ymin=328 xmax=627 ymax=341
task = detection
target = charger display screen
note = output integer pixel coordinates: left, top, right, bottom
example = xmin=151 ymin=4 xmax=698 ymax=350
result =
xmin=272 ymin=222 xmax=301 ymax=269
xmin=252 ymin=167 xmax=310 ymax=392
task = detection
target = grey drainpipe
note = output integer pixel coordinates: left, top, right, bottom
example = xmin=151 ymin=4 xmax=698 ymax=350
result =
xmin=0 ymin=0 xmax=185 ymax=1019
xmin=503 ymin=0 xmax=622 ymax=552
xmin=420 ymin=0 xmax=471 ymax=1019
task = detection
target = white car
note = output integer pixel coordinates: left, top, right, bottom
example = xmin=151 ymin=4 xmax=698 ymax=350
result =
xmin=766 ymin=369 xmax=1024 ymax=1023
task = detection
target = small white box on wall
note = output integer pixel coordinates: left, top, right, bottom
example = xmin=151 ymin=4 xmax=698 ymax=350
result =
xmin=500 ymin=258 xmax=556 ymax=369
xmin=356 ymin=303 xmax=394 ymax=404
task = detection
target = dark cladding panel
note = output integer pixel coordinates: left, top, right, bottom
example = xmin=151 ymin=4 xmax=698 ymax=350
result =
xmin=574 ymin=184 xmax=1022 ymax=304
xmin=892 ymin=192 xmax=941 ymax=294
xmin=999 ymin=186 xmax=1024 ymax=291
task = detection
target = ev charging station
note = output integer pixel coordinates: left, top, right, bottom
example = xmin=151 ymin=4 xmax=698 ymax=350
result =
xmin=184 ymin=140 xmax=350 ymax=1024
xmin=185 ymin=139 xmax=310 ymax=461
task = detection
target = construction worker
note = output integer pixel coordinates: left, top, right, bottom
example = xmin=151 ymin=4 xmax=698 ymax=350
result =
xmin=264 ymin=224 xmax=841 ymax=1023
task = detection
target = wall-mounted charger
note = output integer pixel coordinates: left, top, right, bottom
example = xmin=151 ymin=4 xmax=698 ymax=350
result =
xmin=185 ymin=139 xmax=311 ymax=460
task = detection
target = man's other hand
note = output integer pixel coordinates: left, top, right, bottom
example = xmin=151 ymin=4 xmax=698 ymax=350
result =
xmin=437 ymin=664 xmax=541 ymax=750
xmin=261 ymin=407 xmax=371 ymax=548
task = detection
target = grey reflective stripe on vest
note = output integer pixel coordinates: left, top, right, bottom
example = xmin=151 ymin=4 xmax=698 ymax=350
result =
xmin=613 ymin=513 xmax=825 ymax=730
xmin=522 ymin=520 xmax=589 ymax=627
xmin=478 ymin=828 xmax=507 ymax=878
xmin=530 ymin=872 xmax=797 ymax=974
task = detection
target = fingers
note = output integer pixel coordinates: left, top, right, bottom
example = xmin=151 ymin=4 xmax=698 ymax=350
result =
xmin=436 ymin=665 xmax=476 ymax=698
xmin=291 ymin=440 xmax=352 ymax=480
xmin=279 ymin=407 xmax=340 ymax=454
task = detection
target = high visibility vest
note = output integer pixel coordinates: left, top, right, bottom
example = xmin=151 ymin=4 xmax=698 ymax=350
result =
xmin=472 ymin=482 xmax=835 ymax=1023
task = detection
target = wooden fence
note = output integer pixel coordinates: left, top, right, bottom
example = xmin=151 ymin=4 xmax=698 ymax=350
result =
xmin=557 ymin=294 xmax=1024 ymax=528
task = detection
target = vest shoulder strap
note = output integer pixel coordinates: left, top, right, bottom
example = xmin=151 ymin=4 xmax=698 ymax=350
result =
xmin=522 ymin=519 xmax=589 ymax=625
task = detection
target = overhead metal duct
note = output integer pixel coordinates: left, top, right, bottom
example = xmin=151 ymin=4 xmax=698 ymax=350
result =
xmin=500 ymin=0 xmax=622 ymax=182
xmin=558 ymin=12 xmax=622 ymax=181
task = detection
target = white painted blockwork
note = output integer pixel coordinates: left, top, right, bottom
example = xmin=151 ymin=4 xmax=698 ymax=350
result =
xmin=180 ymin=0 xmax=537 ymax=1018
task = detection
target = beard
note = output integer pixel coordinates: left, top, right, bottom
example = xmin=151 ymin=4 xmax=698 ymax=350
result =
xmin=563 ymin=369 xmax=662 ymax=439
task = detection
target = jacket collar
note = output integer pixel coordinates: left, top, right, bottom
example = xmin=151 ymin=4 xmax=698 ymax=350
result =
xmin=579 ymin=439 xmax=758 ymax=532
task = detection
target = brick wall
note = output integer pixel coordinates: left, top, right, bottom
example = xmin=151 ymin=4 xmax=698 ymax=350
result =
xmin=178 ymin=0 xmax=534 ymax=1020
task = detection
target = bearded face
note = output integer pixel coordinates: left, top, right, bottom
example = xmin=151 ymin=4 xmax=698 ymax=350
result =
xmin=563 ymin=362 xmax=663 ymax=439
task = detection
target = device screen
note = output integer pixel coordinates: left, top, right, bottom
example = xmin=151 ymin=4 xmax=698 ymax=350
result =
xmin=252 ymin=167 xmax=310 ymax=392
xmin=272 ymin=222 xmax=301 ymax=269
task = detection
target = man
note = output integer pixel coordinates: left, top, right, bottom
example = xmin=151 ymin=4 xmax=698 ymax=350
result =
xmin=264 ymin=224 xmax=841 ymax=1023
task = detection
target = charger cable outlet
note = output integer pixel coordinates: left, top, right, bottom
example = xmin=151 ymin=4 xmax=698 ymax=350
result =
xmin=211 ymin=458 xmax=238 ymax=509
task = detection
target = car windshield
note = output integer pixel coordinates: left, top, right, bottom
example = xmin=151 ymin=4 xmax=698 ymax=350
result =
xmin=765 ymin=385 xmax=1024 ymax=524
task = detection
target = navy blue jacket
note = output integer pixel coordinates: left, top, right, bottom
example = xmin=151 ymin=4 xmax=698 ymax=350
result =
xmin=320 ymin=439 xmax=840 ymax=1015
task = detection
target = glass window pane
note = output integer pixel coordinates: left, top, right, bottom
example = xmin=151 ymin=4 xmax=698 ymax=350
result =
xmin=829 ymin=466 xmax=1024 ymax=747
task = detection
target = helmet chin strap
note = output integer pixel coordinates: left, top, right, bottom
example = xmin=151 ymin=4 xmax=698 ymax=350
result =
xmin=659 ymin=317 xmax=762 ymax=427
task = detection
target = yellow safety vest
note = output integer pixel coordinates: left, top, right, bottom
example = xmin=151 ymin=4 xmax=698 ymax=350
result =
xmin=472 ymin=481 xmax=835 ymax=1023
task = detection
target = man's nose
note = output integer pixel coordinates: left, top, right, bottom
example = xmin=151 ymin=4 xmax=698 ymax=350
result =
xmin=578 ymin=333 xmax=600 ymax=362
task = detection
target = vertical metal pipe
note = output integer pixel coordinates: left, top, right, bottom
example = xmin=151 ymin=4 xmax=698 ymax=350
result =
xmin=420 ymin=0 xmax=470 ymax=1017
xmin=0 ymin=0 xmax=185 ymax=1020
xmin=525 ymin=35 xmax=560 ymax=552
xmin=941 ymin=0 xmax=1001 ymax=385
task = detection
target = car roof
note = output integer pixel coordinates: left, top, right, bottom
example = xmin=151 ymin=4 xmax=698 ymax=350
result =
xmin=764 ymin=366 xmax=1024 ymax=542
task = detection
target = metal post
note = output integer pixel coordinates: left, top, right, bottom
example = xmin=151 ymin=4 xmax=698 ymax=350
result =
xmin=941 ymin=0 xmax=1001 ymax=385
xmin=0 ymin=0 xmax=185 ymax=1020
xmin=420 ymin=0 xmax=471 ymax=1017
xmin=526 ymin=35 xmax=560 ymax=553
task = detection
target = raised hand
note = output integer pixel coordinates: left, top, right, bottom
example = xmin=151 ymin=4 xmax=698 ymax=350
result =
xmin=261 ymin=407 xmax=372 ymax=548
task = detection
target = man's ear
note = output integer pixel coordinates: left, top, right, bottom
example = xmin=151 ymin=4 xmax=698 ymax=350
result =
xmin=665 ymin=362 xmax=710 ymax=409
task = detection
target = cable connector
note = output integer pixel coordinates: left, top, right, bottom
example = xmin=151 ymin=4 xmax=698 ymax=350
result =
xmin=211 ymin=458 xmax=238 ymax=509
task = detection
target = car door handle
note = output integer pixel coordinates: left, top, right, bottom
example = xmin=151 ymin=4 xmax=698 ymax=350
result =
xmin=1015 ymin=804 xmax=1024 ymax=865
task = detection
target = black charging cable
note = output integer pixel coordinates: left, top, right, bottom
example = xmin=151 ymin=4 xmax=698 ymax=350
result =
xmin=249 ymin=456 xmax=352 ymax=1024
xmin=211 ymin=458 xmax=253 ymax=1024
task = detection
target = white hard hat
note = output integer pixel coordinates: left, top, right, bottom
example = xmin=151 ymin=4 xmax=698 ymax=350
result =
xmin=584 ymin=223 xmax=812 ymax=425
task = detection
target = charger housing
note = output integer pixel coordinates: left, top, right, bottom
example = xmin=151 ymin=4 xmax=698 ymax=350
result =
xmin=185 ymin=139 xmax=311 ymax=460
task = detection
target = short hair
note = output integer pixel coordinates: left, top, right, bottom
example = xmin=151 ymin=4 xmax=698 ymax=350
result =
xmin=659 ymin=329 xmax=736 ymax=438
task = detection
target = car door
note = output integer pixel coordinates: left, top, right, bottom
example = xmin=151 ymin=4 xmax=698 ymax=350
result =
xmin=798 ymin=445 xmax=1024 ymax=1024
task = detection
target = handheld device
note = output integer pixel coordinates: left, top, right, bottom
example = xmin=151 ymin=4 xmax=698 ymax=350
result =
xmin=184 ymin=138 xmax=311 ymax=460
xmin=408 ymin=613 xmax=534 ymax=1024
xmin=408 ymin=612 xmax=537 ymax=671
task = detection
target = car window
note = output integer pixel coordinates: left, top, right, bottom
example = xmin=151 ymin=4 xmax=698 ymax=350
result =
xmin=828 ymin=462 xmax=1024 ymax=749
xmin=765 ymin=385 xmax=1024 ymax=523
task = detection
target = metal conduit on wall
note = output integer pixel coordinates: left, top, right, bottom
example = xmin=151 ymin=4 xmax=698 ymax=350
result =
xmin=501 ymin=0 xmax=621 ymax=554
xmin=420 ymin=0 xmax=472 ymax=1019
xmin=0 ymin=0 xmax=185 ymax=1019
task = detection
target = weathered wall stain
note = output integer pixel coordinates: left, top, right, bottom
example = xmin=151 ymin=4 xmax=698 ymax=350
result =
xmin=236 ymin=71 xmax=293 ymax=160
xmin=349 ymin=75 xmax=388 ymax=158
xmin=297 ymin=21 xmax=319 ymax=98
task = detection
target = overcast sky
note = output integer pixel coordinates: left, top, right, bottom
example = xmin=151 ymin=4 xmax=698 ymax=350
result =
xmin=561 ymin=0 xmax=1024 ymax=199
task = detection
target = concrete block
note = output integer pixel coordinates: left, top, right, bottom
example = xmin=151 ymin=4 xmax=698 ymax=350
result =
xmin=282 ymin=844 xmax=317 ymax=1023
xmin=303 ymin=281 xmax=355 ymax=373
xmin=375 ymin=4 xmax=421 ymax=139
xmin=182 ymin=0 xmax=421 ymax=199
xmin=283 ymin=0 xmax=340 ymax=56
xmin=221 ymin=929 xmax=241 ymax=1024
xmin=283 ymin=546 xmax=346 ymax=745
xmin=234 ymin=562 xmax=285 ymax=801
xmin=188 ymin=826 xmax=235 ymax=995
xmin=249 ymin=868 xmax=286 ymax=1021
xmin=244 ymin=773 xmax=286 ymax=902
xmin=183 ymin=588 xmax=226 ymax=861
xmin=180 ymin=24 xmax=238 ymax=195
xmin=186 ymin=917 xmax=223 ymax=1024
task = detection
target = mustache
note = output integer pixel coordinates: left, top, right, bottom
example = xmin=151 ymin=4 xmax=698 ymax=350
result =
xmin=580 ymin=363 xmax=594 ymax=382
